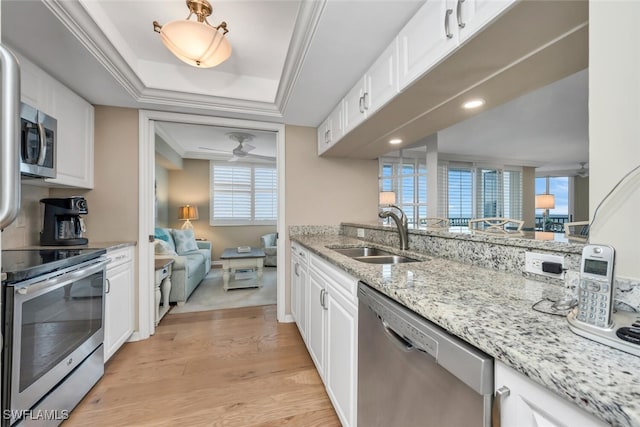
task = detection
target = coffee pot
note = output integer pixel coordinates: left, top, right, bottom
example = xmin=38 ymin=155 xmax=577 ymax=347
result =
xmin=40 ymin=197 xmax=89 ymax=246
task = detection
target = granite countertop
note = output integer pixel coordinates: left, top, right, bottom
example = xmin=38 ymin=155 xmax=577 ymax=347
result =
xmin=291 ymin=234 xmax=640 ymax=427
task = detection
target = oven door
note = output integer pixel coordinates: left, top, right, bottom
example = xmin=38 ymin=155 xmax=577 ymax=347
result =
xmin=19 ymin=103 xmax=56 ymax=179
xmin=5 ymin=259 xmax=105 ymax=420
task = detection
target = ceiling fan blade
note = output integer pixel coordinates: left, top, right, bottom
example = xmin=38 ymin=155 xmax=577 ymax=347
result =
xmin=228 ymin=155 xmax=240 ymax=162
xmin=198 ymin=146 xmax=229 ymax=153
xmin=242 ymin=143 xmax=255 ymax=153
xmin=246 ymin=153 xmax=276 ymax=162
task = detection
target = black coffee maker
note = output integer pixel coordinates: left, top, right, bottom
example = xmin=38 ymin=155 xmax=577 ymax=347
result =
xmin=40 ymin=197 xmax=89 ymax=246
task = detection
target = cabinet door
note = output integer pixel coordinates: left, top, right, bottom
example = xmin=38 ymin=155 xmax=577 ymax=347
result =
xmin=343 ymin=76 xmax=366 ymax=135
xmin=46 ymin=81 xmax=95 ymax=188
xmin=398 ymin=0 xmax=459 ymax=90
xmin=317 ymin=118 xmax=329 ymax=155
xmin=326 ymin=288 xmax=358 ymax=427
xmin=291 ymin=254 xmax=299 ymax=323
xmin=298 ymin=263 xmax=308 ymax=343
xmin=457 ymin=0 xmax=515 ymax=43
xmin=494 ymin=361 xmax=608 ymax=427
xmin=104 ymin=261 xmax=134 ymax=361
xmin=327 ymin=101 xmax=343 ymax=145
xmin=365 ymin=38 xmax=399 ymax=115
xmin=307 ymin=271 xmax=326 ymax=379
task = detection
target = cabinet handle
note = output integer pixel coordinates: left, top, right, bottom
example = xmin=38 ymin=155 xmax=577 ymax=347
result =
xmin=294 ymin=263 xmax=300 ymax=277
xmin=445 ymin=9 xmax=454 ymax=39
xmin=319 ymin=289 xmax=325 ymax=307
xmin=363 ymin=92 xmax=369 ymax=110
xmin=327 ymin=129 xmax=332 ymax=142
xmin=359 ymin=96 xmax=365 ymax=114
xmin=457 ymin=0 xmax=465 ymax=28
xmin=492 ymin=386 xmax=510 ymax=427
xmin=322 ymin=289 xmax=328 ymax=310
xmin=105 ymin=278 xmax=111 ymax=294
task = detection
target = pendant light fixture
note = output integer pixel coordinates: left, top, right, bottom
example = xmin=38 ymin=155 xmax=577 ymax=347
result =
xmin=153 ymin=0 xmax=231 ymax=68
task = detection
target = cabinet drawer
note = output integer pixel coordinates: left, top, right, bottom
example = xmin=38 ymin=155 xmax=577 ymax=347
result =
xmin=107 ymin=246 xmax=134 ymax=270
xmin=310 ymin=253 xmax=358 ymax=302
xmin=291 ymin=243 xmax=309 ymax=265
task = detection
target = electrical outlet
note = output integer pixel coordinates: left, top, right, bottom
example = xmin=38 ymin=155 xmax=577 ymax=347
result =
xmin=525 ymin=252 xmax=565 ymax=278
xmin=357 ymin=228 xmax=365 ymax=238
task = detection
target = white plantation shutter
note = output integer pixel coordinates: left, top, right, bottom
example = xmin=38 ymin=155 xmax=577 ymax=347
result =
xmin=210 ymin=162 xmax=277 ymax=225
xmin=378 ymin=156 xmax=427 ymax=226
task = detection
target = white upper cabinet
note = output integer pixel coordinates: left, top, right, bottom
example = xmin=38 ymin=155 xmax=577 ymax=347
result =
xmin=317 ymin=101 xmax=344 ymax=155
xmin=457 ymin=0 xmax=514 ymax=42
xmin=47 ymin=80 xmax=95 ymax=189
xmin=398 ymin=0 xmax=459 ymax=90
xmin=344 ymin=39 xmax=398 ymax=135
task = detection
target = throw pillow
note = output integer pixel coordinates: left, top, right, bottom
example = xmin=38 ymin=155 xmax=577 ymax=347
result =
xmin=154 ymin=239 xmax=177 ymax=255
xmin=154 ymin=227 xmax=175 ymax=251
xmin=171 ymin=229 xmax=198 ymax=254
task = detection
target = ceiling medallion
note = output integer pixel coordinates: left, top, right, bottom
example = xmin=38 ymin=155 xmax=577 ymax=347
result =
xmin=153 ymin=0 xmax=231 ymax=68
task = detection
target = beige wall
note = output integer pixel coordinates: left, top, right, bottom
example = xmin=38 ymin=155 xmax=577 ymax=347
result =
xmin=589 ymin=2 xmax=640 ymax=278
xmin=155 ymin=164 xmax=170 ymax=228
xmin=2 ymin=183 xmax=49 ymax=248
xmin=573 ymin=176 xmax=589 ymax=222
xmin=166 ymin=158 xmax=276 ymax=260
xmin=51 ymin=106 xmax=139 ymax=243
xmin=284 ymin=125 xmax=379 ymax=314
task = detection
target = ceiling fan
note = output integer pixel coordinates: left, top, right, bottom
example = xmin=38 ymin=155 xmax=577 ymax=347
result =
xmin=576 ymin=162 xmax=589 ymax=178
xmin=199 ymin=132 xmax=275 ymax=162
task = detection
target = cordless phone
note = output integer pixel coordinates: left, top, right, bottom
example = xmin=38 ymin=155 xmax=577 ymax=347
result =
xmin=575 ymin=244 xmax=615 ymax=329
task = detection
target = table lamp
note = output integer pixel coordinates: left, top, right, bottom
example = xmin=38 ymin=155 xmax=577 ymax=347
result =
xmin=535 ymin=194 xmax=555 ymax=231
xmin=178 ymin=205 xmax=199 ymax=230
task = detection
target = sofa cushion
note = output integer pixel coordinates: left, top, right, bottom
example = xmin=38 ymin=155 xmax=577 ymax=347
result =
xmin=154 ymin=239 xmax=177 ymax=255
xmin=154 ymin=227 xmax=175 ymax=251
xmin=171 ymin=229 xmax=198 ymax=254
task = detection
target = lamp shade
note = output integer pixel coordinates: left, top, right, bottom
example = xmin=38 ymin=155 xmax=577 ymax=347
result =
xmin=379 ymin=191 xmax=396 ymax=205
xmin=178 ymin=205 xmax=199 ymax=220
xmin=535 ymin=194 xmax=555 ymax=210
xmin=158 ymin=20 xmax=231 ymax=68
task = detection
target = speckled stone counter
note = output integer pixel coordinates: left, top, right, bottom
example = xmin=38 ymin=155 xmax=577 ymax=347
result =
xmin=290 ymin=233 xmax=640 ymax=427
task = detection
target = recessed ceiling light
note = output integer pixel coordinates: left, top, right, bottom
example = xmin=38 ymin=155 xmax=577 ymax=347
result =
xmin=389 ymin=138 xmax=402 ymax=145
xmin=462 ymin=98 xmax=485 ymax=109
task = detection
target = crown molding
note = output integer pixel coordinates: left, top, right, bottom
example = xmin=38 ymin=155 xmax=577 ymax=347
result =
xmin=42 ymin=0 xmax=301 ymax=119
xmin=274 ymin=0 xmax=327 ymax=114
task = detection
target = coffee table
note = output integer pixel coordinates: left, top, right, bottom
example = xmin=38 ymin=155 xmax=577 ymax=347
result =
xmin=220 ymin=247 xmax=266 ymax=291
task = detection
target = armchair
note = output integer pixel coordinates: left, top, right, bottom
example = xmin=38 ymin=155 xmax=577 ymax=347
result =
xmin=261 ymin=233 xmax=277 ymax=267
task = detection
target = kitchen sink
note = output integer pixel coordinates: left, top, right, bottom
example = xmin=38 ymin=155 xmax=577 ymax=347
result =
xmin=331 ymin=247 xmax=395 ymax=257
xmin=352 ymin=255 xmax=420 ymax=264
xmin=330 ymin=247 xmax=420 ymax=264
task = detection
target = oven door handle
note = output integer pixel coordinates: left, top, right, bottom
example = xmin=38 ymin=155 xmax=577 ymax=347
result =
xmin=16 ymin=260 xmax=107 ymax=296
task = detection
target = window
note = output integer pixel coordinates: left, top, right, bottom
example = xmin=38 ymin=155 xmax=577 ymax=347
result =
xmin=210 ymin=162 xmax=277 ymax=225
xmin=379 ymin=155 xmax=427 ymax=226
xmin=535 ymin=176 xmax=570 ymax=226
xmin=438 ymin=163 xmax=522 ymax=224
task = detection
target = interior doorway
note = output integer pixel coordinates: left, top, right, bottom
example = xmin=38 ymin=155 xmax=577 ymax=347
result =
xmin=138 ymin=111 xmax=287 ymax=339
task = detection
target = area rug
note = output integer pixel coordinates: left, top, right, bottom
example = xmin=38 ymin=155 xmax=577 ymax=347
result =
xmin=169 ymin=267 xmax=277 ymax=314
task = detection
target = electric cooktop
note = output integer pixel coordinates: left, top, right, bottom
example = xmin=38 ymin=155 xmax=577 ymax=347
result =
xmin=1 ymin=248 xmax=106 ymax=284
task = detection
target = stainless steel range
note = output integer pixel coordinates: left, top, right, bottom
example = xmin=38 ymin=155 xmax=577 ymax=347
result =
xmin=1 ymin=249 xmax=107 ymax=426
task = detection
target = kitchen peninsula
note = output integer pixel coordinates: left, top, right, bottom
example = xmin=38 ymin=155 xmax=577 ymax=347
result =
xmin=290 ymin=225 xmax=640 ymax=427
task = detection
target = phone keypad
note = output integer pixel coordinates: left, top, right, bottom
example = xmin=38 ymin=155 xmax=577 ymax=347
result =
xmin=577 ymin=278 xmax=612 ymax=328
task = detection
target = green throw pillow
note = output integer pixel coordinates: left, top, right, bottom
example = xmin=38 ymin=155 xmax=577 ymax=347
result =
xmin=154 ymin=227 xmax=175 ymax=251
xmin=171 ymin=229 xmax=198 ymax=254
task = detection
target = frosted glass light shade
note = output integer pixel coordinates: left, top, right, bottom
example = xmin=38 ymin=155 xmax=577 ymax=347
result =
xmin=379 ymin=191 xmax=396 ymax=205
xmin=535 ymin=194 xmax=555 ymax=210
xmin=159 ymin=20 xmax=231 ymax=68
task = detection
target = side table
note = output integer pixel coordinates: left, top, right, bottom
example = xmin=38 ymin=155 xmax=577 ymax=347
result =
xmin=154 ymin=258 xmax=174 ymax=326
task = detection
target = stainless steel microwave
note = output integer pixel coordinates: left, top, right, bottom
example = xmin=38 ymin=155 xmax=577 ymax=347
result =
xmin=20 ymin=103 xmax=56 ymax=179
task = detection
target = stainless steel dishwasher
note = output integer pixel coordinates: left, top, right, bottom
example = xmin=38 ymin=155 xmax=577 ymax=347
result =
xmin=358 ymin=282 xmax=494 ymax=427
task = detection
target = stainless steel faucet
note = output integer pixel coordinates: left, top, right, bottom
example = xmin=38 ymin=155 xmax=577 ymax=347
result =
xmin=379 ymin=205 xmax=409 ymax=250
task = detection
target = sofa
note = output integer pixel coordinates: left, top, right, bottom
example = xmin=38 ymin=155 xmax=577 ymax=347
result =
xmin=261 ymin=233 xmax=277 ymax=267
xmin=154 ymin=227 xmax=211 ymax=305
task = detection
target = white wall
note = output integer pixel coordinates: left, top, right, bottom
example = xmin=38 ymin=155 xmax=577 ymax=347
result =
xmin=589 ymin=1 xmax=640 ymax=278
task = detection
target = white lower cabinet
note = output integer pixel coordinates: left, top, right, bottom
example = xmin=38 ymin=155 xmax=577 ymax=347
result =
xmin=290 ymin=243 xmax=309 ymax=343
xmin=304 ymin=252 xmax=358 ymax=427
xmin=494 ymin=361 xmax=608 ymax=427
xmin=104 ymin=246 xmax=135 ymax=362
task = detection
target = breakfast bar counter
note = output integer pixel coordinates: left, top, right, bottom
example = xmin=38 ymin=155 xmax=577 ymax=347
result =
xmin=290 ymin=233 xmax=640 ymax=427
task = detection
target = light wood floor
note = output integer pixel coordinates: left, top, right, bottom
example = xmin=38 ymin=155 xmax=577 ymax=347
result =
xmin=64 ymin=305 xmax=341 ymax=427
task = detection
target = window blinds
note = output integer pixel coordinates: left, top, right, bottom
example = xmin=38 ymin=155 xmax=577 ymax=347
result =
xmin=210 ymin=162 xmax=277 ymax=225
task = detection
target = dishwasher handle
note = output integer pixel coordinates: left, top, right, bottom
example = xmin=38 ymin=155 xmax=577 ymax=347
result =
xmin=381 ymin=319 xmax=414 ymax=352
xmin=492 ymin=386 xmax=510 ymax=427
